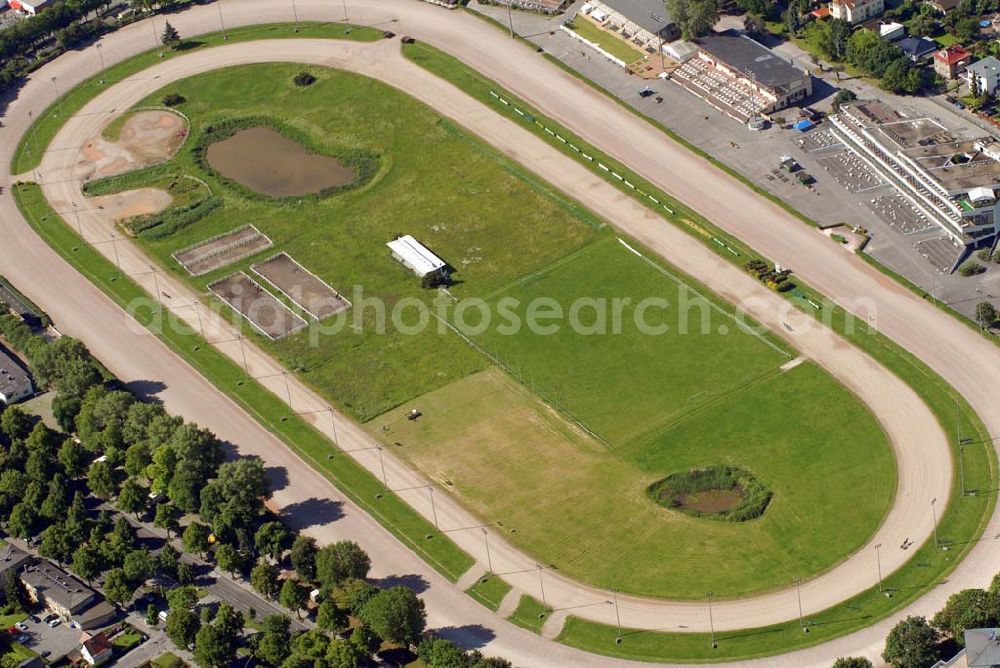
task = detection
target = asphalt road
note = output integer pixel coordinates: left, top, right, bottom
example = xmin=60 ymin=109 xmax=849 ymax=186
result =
xmin=0 ymin=1 xmax=998 ymax=666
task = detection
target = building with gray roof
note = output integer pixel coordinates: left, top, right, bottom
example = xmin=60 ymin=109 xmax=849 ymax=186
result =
xmin=0 ymin=345 xmax=32 ymax=406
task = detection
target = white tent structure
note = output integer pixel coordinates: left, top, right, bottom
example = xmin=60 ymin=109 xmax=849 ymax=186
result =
xmin=387 ymin=235 xmax=447 ymax=278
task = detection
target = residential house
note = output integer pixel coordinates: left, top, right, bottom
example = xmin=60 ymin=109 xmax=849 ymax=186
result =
xmin=967 ymin=57 xmax=1000 ymax=96
xmin=0 ymin=345 xmax=32 ymax=406
xmin=934 ymin=44 xmax=971 ymax=79
xmin=879 ymin=21 xmax=906 ymax=40
xmin=21 ymin=560 xmax=96 ymax=618
xmin=899 ymin=35 xmax=938 ymax=62
xmin=80 ymin=633 xmax=113 ymax=667
xmin=924 ymin=0 xmax=960 ymax=13
xmin=830 ymin=0 xmax=885 ymax=24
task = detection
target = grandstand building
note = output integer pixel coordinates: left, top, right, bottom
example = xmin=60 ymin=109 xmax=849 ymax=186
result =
xmin=830 ymin=100 xmax=1000 ymax=265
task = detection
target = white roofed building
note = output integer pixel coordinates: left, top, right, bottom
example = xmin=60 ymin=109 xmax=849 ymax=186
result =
xmin=387 ymin=235 xmax=448 ymax=282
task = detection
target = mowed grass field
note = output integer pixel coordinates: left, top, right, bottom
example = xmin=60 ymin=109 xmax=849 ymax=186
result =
xmin=373 ymin=363 xmax=895 ymax=599
xmin=101 ymin=62 xmax=895 ymax=598
xmin=112 ymin=63 xmax=601 ymax=421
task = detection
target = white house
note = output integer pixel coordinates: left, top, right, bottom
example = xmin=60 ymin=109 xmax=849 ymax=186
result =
xmin=386 ymin=235 xmax=447 ymax=280
xmin=9 ymin=0 xmax=47 ymax=15
xmin=967 ymin=56 xmax=1000 ymax=96
xmin=830 ymin=0 xmax=885 ymax=24
xmin=80 ymin=633 xmax=112 ymax=667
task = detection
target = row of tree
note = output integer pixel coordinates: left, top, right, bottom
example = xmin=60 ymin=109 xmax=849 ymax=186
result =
xmin=833 ymin=572 xmax=1000 ymax=667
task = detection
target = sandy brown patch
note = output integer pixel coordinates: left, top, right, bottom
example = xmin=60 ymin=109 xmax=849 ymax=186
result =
xmin=77 ymin=110 xmax=187 ymax=182
xmin=94 ymin=188 xmax=173 ymax=223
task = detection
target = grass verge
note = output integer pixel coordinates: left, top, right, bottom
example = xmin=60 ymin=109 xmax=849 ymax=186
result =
xmin=13 ymin=182 xmax=474 ymax=583
xmin=465 ymin=573 xmax=513 ymax=612
xmin=508 ymin=595 xmax=552 ymax=634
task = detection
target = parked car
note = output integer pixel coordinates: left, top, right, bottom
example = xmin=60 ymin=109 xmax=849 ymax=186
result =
xmin=15 ymin=634 xmax=29 ymax=643
xmin=47 ymin=619 xmax=60 ymax=628
xmin=28 ymin=616 xmax=39 ymax=623
xmin=14 ymin=622 xmax=28 ymax=632
xmin=42 ymin=614 xmax=56 ymax=623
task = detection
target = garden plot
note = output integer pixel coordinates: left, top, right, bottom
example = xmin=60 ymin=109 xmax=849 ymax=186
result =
xmin=251 ymin=252 xmax=350 ymax=319
xmin=173 ymin=225 xmax=273 ymax=276
xmin=208 ymin=272 xmax=307 ymax=340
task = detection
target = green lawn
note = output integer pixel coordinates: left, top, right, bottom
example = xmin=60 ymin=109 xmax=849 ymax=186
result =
xmin=111 ymin=627 xmax=143 ymax=650
xmin=151 ymin=652 xmax=188 ymax=668
xmin=93 ymin=62 xmax=601 ymax=421
xmin=508 ymin=595 xmax=552 ymax=634
xmin=465 ymin=573 xmax=513 ymax=612
xmin=0 ymin=611 xmax=27 ymax=628
xmin=566 ymin=18 xmax=645 ymax=65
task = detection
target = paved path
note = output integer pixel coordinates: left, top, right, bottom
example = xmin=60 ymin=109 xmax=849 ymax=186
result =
xmin=0 ymin=1 xmax=998 ymax=666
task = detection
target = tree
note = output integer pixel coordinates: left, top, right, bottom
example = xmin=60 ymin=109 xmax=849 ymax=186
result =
xmin=177 ymin=561 xmax=195 ymax=586
xmin=976 ymin=301 xmax=998 ymax=328
xmin=251 ymin=560 xmax=280 ymax=600
xmin=326 ymin=639 xmax=365 ymax=668
xmin=743 ymin=14 xmax=765 ymax=38
xmin=828 ymin=19 xmax=851 ymax=62
xmin=4 ymin=571 xmax=29 ymax=612
xmin=146 ymin=603 xmax=159 ymax=627
xmin=124 ymin=549 xmax=155 ymax=584
xmin=88 ymin=460 xmax=117 ymax=500
xmin=255 ymin=521 xmax=292 ymax=561
xmin=168 ymin=585 xmax=199 ymax=612
xmin=359 ymin=586 xmax=426 ymax=647
xmin=166 ymin=607 xmax=200 ymax=649
xmin=125 ymin=442 xmax=152 ymax=480
xmin=159 ymin=545 xmax=180 ymax=579
xmin=71 ymin=544 xmax=104 ymax=585
xmin=1 ymin=407 xmax=34 ymax=442
xmin=182 ymin=521 xmax=212 ymax=557
xmin=256 ymin=615 xmax=292 ymax=667
xmin=316 ymin=541 xmax=371 ymax=589
xmin=117 ymin=477 xmax=147 ymax=518
xmin=832 ymin=89 xmax=858 ymax=112
xmin=30 ymin=338 xmax=100 ymax=397
xmin=334 ymin=578 xmax=379 ymax=615
xmin=316 ymin=600 xmax=349 ymax=633
xmin=832 ymin=659 xmax=874 ymax=668
xmin=418 ymin=637 xmax=468 ymax=668
xmin=279 ymin=579 xmax=309 ymax=619
xmin=104 ymin=568 xmax=135 ymax=608
xmin=8 ymin=502 xmax=38 ymax=539
xmin=290 ymin=535 xmax=317 ymax=582
xmin=932 ymin=588 xmax=1000 ymax=643
xmin=161 ymin=21 xmax=180 ymax=49
xmin=52 ymin=395 xmax=82 ymax=434
xmin=194 ymin=624 xmax=233 ymax=668
xmin=58 ymin=438 xmax=88 ymax=478
xmin=154 ymin=503 xmax=181 ymax=538
xmin=883 ymin=616 xmax=941 ymax=668
xmin=215 ymin=543 xmax=244 ymax=578
xmin=202 ymin=458 xmax=271 ymax=542
xmin=39 ymin=524 xmax=74 ymax=565
xmin=665 ymin=0 xmax=718 ymax=39
xmin=953 ymin=16 xmax=980 ymax=42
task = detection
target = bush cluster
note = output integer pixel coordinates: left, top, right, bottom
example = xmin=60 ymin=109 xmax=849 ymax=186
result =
xmin=646 ymin=465 xmax=773 ymax=522
xmin=125 ymin=195 xmax=222 ymax=238
xmin=745 ymin=259 xmax=796 ymax=292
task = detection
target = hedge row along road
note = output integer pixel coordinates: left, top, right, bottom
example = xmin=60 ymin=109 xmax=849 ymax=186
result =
xmin=0 ymin=1 xmax=996 ymax=666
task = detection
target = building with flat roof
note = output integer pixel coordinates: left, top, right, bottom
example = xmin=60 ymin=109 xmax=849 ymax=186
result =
xmin=693 ymin=32 xmax=812 ymax=110
xmin=21 ymin=560 xmax=96 ymax=618
xmin=967 ymin=56 xmax=1000 ymax=96
xmin=0 ymin=543 xmax=31 ymax=581
xmin=0 ymin=345 xmax=32 ymax=406
xmin=830 ymin=100 xmax=1000 ymax=262
xmin=387 ymin=236 xmax=448 ymax=280
xmin=479 ymin=0 xmax=569 ymax=13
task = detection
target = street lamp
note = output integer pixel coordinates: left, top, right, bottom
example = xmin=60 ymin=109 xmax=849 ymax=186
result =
xmin=481 ymin=528 xmax=494 ymax=574
xmin=291 ymin=0 xmax=299 ymax=32
xmin=50 ymin=77 xmax=63 ymax=117
xmin=217 ymin=0 xmax=228 ymax=39
xmin=649 ymin=11 xmax=666 ymax=71
xmin=96 ymin=42 xmax=107 ymax=84
xmin=427 ymin=485 xmax=439 ymax=530
xmin=931 ymin=497 xmax=941 ymax=548
xmin=536 ymin=564 xmax=547 ymax=616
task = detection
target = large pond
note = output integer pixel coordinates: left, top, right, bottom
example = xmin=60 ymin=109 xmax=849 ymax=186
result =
xmin=205 ymin=126 xmax=355 ymax=197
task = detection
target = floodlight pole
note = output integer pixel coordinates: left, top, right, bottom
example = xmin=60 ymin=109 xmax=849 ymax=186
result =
xmin=376 ymin=445 xmax=388 ymax=491
xmin=110 ymin=234 xmax=122 ymax=276
xmin=291 ymin=0 xmax=299 ymax=32
xmin=537 ymin=564 xmax=547 ymax=610
xmin=611 ymin=589 xmax=622 ymax=644
xmin=793 ymin=577 xmax=806 ymax=632
xmin=482 ymin=527 xmax=494 ymax=573
xmin=650 ymin=11 xmax=666 ymax=71
xmin=238 ymin=335 xmax=249 ymax=374
xmin=506 ymin=2 xmax=514 ymax=38
xmin=931 ymin=497 xmax=940 ymax=548
xmin=328 ymin=406 xmax=339 ymax=446
xmin=875 ymin=543 xmax=883 ymax=593
xmin=51 ymin=77 xmax=63 ymax=117
xmin=341 ymin=0 xmax=348 ymax=22
xmin=96 ymin=42 xmax=107 ymax=84
xmin=217 ymin=0 xmax=228 ymax=39
xmin=956 ymin=395 xmax=967 ymax=496
xmin=427 ymin=485 xmax=439 ymax=530
xmin=28 ymin=110 xmax=40 ymax=158
xmin=151 ymin=267 xmax=161 ymax=305
xmin=706 ymin=592 xmax=717 ymax=648
xmin=282 ymin=371 xmax=292 ymax=408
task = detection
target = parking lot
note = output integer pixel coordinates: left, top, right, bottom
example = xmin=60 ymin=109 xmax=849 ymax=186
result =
xmin=14 ymin=614 xmax=84 ymax=662
xmin=867 ymin=194 xmax=934 ymax=235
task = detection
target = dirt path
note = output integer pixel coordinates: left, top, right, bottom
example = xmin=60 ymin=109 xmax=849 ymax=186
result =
xmin=0 ymin=2 xmax=997 ymax=665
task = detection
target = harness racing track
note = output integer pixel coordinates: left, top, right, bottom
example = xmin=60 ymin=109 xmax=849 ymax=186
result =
xmin=0 ymin=1 xmax=997 ymax=666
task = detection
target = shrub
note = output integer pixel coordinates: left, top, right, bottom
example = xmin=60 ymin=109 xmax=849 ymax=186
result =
xmin=293 ymin=72 xmax=317 ymax=87
xmin=162 ymin=92 xmax=186 ymax=107
xmin=959 ymin=261 xmax=986 ymax=277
